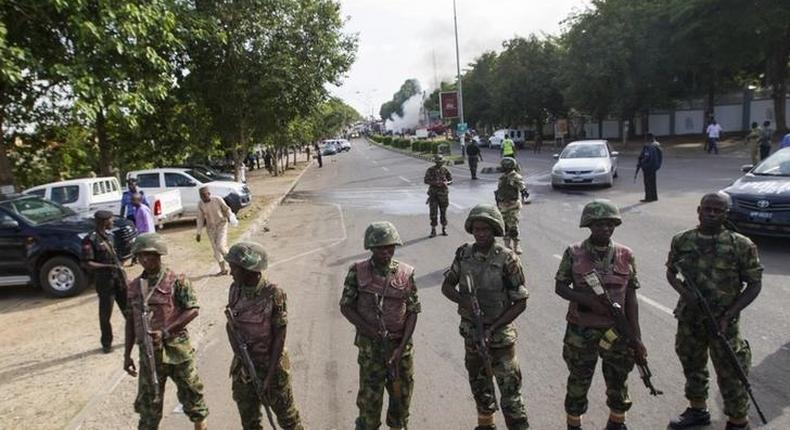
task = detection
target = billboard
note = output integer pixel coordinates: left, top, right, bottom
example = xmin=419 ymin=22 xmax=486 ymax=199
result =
xmin=440 ymin=91 xmax=459 ymax=119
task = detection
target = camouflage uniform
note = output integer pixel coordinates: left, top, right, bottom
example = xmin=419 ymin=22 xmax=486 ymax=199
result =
xmin=424 ymin=157 xmax=453 ymax=228
xmin=555 ymin=239 xmax=640 ymax=417
xmin=667 ymin=228 xmax=762 ymax=419
xmin=495 ymin=159 xmax=526 ymax=242
xmin=225 ymin=241 xmax=303 ymax=430
xmin=340 ymin=259 xmax=420 ymax=430
xmin=444 ymin=223 xmax=530 ymax=430
xmin=127 ymin=268 xmax=208 ymax=429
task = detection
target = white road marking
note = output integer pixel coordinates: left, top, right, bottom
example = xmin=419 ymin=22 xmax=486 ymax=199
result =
xmin=398 ymin=176 xmax=413 ymax=184
xmin=372 ymin=160 xmax=379 ymax=165
xmin=550 ymin=253 xmax=673 ymax=316
xmin=270 ymin=203 xmax=347 ymax=268
xmin=381 ymin=166 xmax=390 ymax=172
xmin=449 ymin=201 xmax=464 ymax=209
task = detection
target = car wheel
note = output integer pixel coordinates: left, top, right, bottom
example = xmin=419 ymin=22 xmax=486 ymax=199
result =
xmin=39 ymin=256 xmax=86 ymax=297
xmin=613 ymin=169 xmax=618 ymax=179
xmin=551 ymin=183 xmax=560 ymax=190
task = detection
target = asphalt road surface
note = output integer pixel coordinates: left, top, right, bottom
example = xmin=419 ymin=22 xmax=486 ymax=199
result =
xmin=162 ymin=139 xmax=790 ymax=430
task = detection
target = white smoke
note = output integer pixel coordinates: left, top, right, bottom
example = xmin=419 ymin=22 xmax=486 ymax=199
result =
xmin=385 ymin=94 xmax=423 ymax=132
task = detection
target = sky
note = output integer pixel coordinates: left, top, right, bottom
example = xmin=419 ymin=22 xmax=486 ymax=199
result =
xmin=330 ymin=0 xmax=591 ymax=119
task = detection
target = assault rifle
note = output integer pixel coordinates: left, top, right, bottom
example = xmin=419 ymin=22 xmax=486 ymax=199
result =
xmin=225 ymin=307 xmax=278 ymax=429
xmin=138 ymin=279 xmax=160 ymax=404
xmin=582 ymin=272 xmax=663 ymax=396
xmin=374 ymin=293 xmax=405 ymax=429
xmin=633 ymin=163 xmax=641 ymax=183
xmin=672 ymin=266 xmax=767 ymax=425
xmin=463 ymin=274 xmax=497 ymax=403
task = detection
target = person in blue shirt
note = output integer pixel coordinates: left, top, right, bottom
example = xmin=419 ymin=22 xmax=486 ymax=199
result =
xmin=780 ymin=132 xmax=790 ymax=150
xmin=120 ymin=178 xmax=150 ymax=221
xmin=637 ymin=133 xmax=663 ymax=202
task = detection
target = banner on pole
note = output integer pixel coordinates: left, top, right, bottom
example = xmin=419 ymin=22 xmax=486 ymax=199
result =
xmin=440 ymin=91 xmax=459 ymax=119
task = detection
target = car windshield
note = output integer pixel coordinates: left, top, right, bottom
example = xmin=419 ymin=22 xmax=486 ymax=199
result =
xmin=561 ymin=144 xmax=607 ymax=159
xmin=0 ymin=196 xmax=75 ymax=225
xmin=186 ymin=169 xmax=214 ymax=182
xmin=752 ymin=149 xmax=790 ymax=176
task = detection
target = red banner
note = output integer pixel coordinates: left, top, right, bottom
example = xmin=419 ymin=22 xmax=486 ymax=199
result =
xmin=440 ymin=91 xmax=459 ymax=119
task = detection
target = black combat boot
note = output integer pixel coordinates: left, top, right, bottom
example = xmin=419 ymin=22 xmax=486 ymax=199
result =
xmin=441 ymin=226 xmax=448 ymax=236
xmin=474 ymin=426 xmax=496 ymax=430
xmin=724 ymin=422 xmax=750 ymax=430
xmin=605 ymin=420 xmax=627 ymax=430
xmin=567 ymin=425 xmax=582 ymax=430
xmin=669 ymin=407 xmax=711 ymax=429
xmin=430 ymin=227 xmax=436 ymax=237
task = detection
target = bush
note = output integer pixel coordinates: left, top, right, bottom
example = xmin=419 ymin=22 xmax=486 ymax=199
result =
xmin=382 ymin=136 xmax=393 ymax=145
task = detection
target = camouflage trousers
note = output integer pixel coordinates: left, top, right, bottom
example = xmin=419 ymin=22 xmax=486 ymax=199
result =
xmin=464 ymin=340 xmax=529 ymax=430
xmin=497 ymin=200 xmax=521 ymax=239
xmin=675 ymin=318 xmax=752 ymax=418
xmin=231 ymin=351 xmax=303 ymax=430
xmin=428 ymin=194 xmax=449 ymax=227
xmin=562 ymin=324 xmax=634 ymax=417
xmin=355 ymin=335 xmax=415 ymax=430
xmin=134 ymin=350 xmax=208 ymax=430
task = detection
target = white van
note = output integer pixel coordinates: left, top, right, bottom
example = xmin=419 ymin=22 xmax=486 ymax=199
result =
xmin=24 ymin=177 xmax=123 ymax=218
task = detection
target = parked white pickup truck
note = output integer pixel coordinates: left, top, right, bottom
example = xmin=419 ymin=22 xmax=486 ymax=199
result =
xmin=24 ymin=177 xmax=184 ymax=228
xmin=127 ymin=168 xmax=251 ymax=216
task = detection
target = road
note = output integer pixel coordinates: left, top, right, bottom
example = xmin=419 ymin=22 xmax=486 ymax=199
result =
xmin=161 ymin=139 xmax=790 ymax=430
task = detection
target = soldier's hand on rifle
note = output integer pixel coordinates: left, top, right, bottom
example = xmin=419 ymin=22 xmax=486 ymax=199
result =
xmin=717 ymin=310 xmax=735 ymax=334
xmin=195 ymin=234 xmax=201 ymax=242
xmin=148 ymin=329 xmax=164 ymax=347
xmin=262 ymin=373 xmax=274 ymax=394
xmin=631 ymin=339 xmax=648 ymax=366
xmin=124 ymin=355 xmax=137 ymax=377
xmin=388 ymin=345 xmax=405 ymax=378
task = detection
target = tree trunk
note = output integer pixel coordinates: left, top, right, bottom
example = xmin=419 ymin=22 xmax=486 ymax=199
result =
xmin=704 ymin=77 xmax=716 ymax=134
xmin=96 ymin=109 xmax=113 ymax=176
xmin=0 ymin=82 xmax=16 ymax=191
xmin=768 ymin=43 xmax=788 ymax=133
xmin=597 ymin=115 xmax=604 ymax=139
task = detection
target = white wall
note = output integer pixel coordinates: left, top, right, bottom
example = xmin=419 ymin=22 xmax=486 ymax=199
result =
xmin=713 ymin=104 xmax=743 ymax=131
xmin=675 ymin=110 xmax=705 ymax=135
xmin=602 ymin=120 xmax=620 ymax=138
xmin=648 ymin=113 xmax=671 ymax=136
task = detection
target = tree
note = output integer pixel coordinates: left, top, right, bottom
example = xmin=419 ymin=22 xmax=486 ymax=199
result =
xmin=463 ymin=52 xmax=499 ymax=132
xmin=754 ymin=0 xmax=790 ymax=133
xmin=380 ymin=78 xmax=421 ymax=121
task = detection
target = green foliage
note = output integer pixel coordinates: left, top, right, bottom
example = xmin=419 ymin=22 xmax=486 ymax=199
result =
xmin=380 ymin=79 xmax=421 ymax=120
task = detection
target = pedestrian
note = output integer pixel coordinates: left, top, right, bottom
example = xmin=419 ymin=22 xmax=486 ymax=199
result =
xmin=339 ymin=222 xmax=420 ymax=430
xmin=264 ymin=149 xmax=274 ymax=173
xmin=705 ymin=119 xmax=722 ymax=155
xmin=441 ymin=204 xmax=530 ymax=430
xmin=637 ymin=133 xmax=663 ymax=203
xmin=81 ymin=210 xmax=127 ymax=353
xmin=224 ymin=242 xmax=304 ymax=430
xmin=780 ymin=131 xmax=790 ymax=150
xmin=758 ymin=120 xmax=773 ymax=160
xmin=501 ymin=134 xmax=516 ymax=158
xmin=133 ymin=193 xmax=156 ymax=233
xmin=313 ymin=142 xmax=323 ymax=168
xmin=196 ymin=186 xmax=232 ymax=276
xmin=666 ymin=193 xmax=763 ymax=430
xmin=424 ymin=154 xmax=453 ymax=237
xmin=555 ymin=200 xmax=645 ymax=430
xmin=255 ymin=151 xmax=261 ymax=170
xmin=123 ymin=233 xmax=209 ymax=430
xmin=466 ymin=137 xmax=483 ymax=180
xmin=744 ymin=122 xmax=761 ymax=165
xmin=121 ymin=177 xmax=150 ymax=222
xmin=495 ymin=157 xmax=527 ymax=254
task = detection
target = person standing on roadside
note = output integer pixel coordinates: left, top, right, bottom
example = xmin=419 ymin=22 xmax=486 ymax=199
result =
xmin=501 ymin=133 xmax=516 ymax=159
xmin=121 ymin=177 xmax=150 ymax=221
xmin=196 ymin=186 xmax=232 ymax=276
xmin=466 ymin=137 xmax=483 ymax=180
xmin=706 ymin=119 xmax=722 ymax=155
xmin=124 ymin=233 xmax=209 ymax=430
xmin=424 ymin=154 xmax=453 ymax=237
xmin=744 ymin=122 xmax=761 ymax=165
xmin=495 ymin=157 xmax=527 ymax=254
xmin=314 ymin=142 xmax=323 ymax=168
xmin=225 ymin=242 xmax=304 ymax=430
xmin=441 ymin=204 xmax=530 ymax=430
xmin=133 ymin=193 xmax=156 ymax=234
xmin=637 ymin=133 xmax=663 ymax=203
xmin=758 ymin=120 xmax=773 ymax=160
xmin=666 ymin=193 xmax=762 ymax=430
xmin=340 ymin=222 xmax=420 ymax=430
xmin=81 ymin=210 xmax=127 ymax=353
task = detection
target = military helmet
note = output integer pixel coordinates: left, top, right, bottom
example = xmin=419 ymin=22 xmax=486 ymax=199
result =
xmin=464 ymin=204 xmax=505 ymax=237
xmin=364 ymin=221 xmax=403 ymax=249
xmin=225 ymin=241 xmax=268 ymax=272
xmin=131 ymin=232 xmax=168 ymax=255
xmin=432 ymin=154 xmax=444 ymax=163
xmin=579 ymin=199 xmax=622 ymax=228
xmin=500 ymin=157 xmax=518 ymax=170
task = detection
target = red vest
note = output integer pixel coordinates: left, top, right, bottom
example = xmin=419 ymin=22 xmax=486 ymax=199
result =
xmin=354 ymin=260 xmax=414 ymax=338
xmin=128 ymin=270 xmax=185 ymax=341
xmin=566 ymin=242 xmax=633 ymax=328
xmin=227 ymin=282 xmax=277 ymax=366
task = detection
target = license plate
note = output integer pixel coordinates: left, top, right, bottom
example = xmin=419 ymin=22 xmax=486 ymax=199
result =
xmin=570 ymin=177 xmax=585 ymax=182
xmin=749 ymin=211 xmax=772 ymax=220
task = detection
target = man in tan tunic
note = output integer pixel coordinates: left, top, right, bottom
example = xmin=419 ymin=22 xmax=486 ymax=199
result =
xmin=196 ymin=186 xmax=232 ymax=275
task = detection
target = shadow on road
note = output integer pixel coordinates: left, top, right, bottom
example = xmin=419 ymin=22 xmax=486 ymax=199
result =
xmin=749 ymin=341 xmax=790 ymax=424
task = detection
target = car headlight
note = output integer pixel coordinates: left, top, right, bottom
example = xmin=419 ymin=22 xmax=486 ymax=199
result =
xmin=594 ymin=165 xmax=608 ymax=173
xmin=552 ymin=165 xmax=562 ymax=174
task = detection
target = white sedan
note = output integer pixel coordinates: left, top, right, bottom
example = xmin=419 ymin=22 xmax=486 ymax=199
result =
xmin=551 ymin=140 xmax=619 ymax=188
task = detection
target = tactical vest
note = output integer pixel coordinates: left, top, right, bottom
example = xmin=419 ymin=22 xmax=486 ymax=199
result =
xmin=227 ymin=282 xmax=277 ymax=366
xmin=456 ymin=244 xmax=511 ymax=325
xmin=497 ymin=172 xmax=521 ymax=201
xmin=354 ymin=260 xmax=414 ymax=338
xmin=128 ymin=270 xmax=184 ymax=343
xmin=566 ymin=242 xmax=632 ymax=328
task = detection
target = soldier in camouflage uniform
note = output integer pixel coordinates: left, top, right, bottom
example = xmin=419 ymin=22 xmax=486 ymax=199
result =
xmin=666 ymin=193 xmax=763 ymax=430
xmin=554 ymin=200 xmax=646 ymax=430
xmin=495 ymin=157 xmax=527 ymax=254
xmin=340 ymin=222 xmax=420 ymax=430
xmin=441 ymin=204 xmax=530 ymax=430
xmin=225 ymin=242 xmax=304 ymax=430
xmin=424 ymin=154 xmax=453 ymax=237
xmin=123 ymin=233 xmax=209 ymax=430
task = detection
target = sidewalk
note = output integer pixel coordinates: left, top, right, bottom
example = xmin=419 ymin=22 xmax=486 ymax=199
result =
xmin=0 ymin=159 xmax=312 ymax=430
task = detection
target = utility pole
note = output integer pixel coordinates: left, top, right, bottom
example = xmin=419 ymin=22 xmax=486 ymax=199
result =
xmin=453 ymin=0 xmax=465 ymax=157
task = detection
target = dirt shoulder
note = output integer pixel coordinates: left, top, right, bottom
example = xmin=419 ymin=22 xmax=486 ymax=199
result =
xmin=0 ymin=160 xmax=311 ymax=430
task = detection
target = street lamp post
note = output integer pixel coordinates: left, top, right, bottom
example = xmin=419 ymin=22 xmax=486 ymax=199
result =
xmin=453 ymin=0 xmax=465 ymax=157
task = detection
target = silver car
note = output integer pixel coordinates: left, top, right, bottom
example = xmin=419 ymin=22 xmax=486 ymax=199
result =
xmin=551 ymin=140 xmax=619 ymax=188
